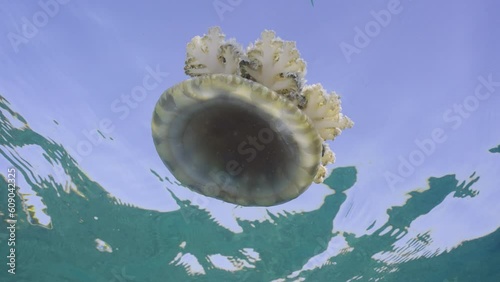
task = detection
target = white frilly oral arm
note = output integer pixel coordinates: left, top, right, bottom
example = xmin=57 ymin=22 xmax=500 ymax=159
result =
xmin=184 ymin=27 xmax=243 ymax=76
xmin=240 ymin=30 xmax=306 ymax=97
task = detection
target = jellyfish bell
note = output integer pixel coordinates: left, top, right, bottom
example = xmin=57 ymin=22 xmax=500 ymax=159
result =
xmin=152 ymin=74 xmax=322 ymax=206
xmin=152 ymin=27 xmax=353 ymax=207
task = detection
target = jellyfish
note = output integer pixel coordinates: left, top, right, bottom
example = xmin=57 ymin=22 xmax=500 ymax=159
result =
xmin=152 ymin=27 xmax=353 ymax=206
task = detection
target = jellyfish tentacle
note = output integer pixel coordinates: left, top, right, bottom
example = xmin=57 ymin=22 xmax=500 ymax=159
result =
xmin=240 ymin=30 xmax=306 ymax=98
xmin=155 ymin=26 xmax=354 ymax=206
xmin=301 ymin=84 xmax=354 ymax=141
xmin=184 ymin=27 xmax=243 ymax=77
xmin=314 ymin=143 xmax=336 ymax=184
xmin=300 ymin=84 xmax=353 ymax=183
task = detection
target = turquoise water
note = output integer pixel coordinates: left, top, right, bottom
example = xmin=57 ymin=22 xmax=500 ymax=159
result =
xmin=1 ymin=96 xmax=499 ymax=281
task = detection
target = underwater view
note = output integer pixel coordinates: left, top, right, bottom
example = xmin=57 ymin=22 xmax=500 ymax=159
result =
xmin=1 ymin=0 xmax=499 ymax=281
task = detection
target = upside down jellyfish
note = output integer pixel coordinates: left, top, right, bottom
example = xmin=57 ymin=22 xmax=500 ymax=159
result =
xmin=152 ymin=27 xmax=353 ymax=206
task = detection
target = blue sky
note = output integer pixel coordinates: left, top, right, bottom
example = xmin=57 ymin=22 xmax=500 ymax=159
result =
xmin=1 ymin=0 xmax=500 ymax=263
